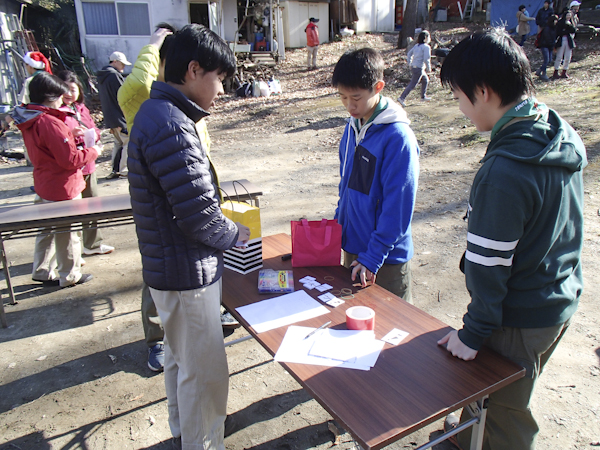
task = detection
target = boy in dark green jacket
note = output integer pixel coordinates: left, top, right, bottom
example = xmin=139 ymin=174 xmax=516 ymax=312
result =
xmin=437 ymin=28 xmax=586 ymax=450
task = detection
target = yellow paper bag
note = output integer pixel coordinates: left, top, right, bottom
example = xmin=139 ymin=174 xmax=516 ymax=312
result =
xmin=221 ymin=200 xmax=261 ymax=240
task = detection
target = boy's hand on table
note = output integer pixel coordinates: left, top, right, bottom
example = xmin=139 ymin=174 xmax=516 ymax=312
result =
xmin=350 ymin=260 xmax=376 ymax=288
xmin=437 ymin=330 xmax=478 ymax=361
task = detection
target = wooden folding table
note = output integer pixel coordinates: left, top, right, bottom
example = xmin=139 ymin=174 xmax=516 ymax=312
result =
xmin=222 ymin=234 xmax=525 ymax=450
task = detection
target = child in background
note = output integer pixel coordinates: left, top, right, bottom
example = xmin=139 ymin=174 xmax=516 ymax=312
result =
xmin=57 ymin=70 xmax=114 ymax=256
xmin=333 ymin=48 xmax=420 ymax=303
xmin=398 ymin=30 xmax=432 ymax=106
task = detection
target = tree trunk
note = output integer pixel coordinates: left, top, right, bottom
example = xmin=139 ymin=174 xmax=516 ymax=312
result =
xmin=398 ymin=0 xmax=419 ymax=49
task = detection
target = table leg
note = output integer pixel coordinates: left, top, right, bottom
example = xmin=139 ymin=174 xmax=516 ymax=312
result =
xmin=467 ymin=395 xmax=488 ymax=450
xmin=0 ymin=237 xmax=15 ymax=327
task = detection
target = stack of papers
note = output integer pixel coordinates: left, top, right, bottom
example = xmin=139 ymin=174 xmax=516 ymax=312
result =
xmin=275 ymin=326 xmax=385 ymax=371
xmin=236 ymin=290 xmax=329 ymax=333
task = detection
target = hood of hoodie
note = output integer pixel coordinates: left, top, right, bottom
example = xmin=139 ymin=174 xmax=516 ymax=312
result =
xmin=97 ymin=64 xmax=122 ymax=84
xmin=11 ymin=104 xmax=68 ymax=131
xmin=349 ymin=96 xmax=410 ymax=144
xmin=486 ymin=97 xmax=586 ymax=173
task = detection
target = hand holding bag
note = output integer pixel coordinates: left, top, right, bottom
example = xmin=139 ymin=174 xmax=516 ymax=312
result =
xmin=291 ymin=218 xmax=342 ymax=267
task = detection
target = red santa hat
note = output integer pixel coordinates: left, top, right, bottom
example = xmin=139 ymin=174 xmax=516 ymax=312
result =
xmin=23 ymin=51 xmax=52 ymax=74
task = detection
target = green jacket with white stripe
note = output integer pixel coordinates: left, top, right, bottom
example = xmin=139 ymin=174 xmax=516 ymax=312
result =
xmin=459 ymin=97 xmax=587 ymax=351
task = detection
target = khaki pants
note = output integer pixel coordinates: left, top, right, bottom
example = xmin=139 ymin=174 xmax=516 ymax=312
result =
xmin=81 ymin=172 xmax=104 ymax=250
xmin=142 ymin=282 xmax=163 ymax=348
xmin=343 ymin=251 xmax=412 ymax=304
xmin=457 ymin=321 xmax=571 ymax=450
xmin=150 ymin=279 xmax=228 ymax=449
xmin=32 ymin=194 xmax=83 ymax=287
xmin=307 ymin=45 xmax=318 ymax=68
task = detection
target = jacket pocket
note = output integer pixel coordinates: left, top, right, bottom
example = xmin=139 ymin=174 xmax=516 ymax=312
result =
xmin=348 ymin=145 xmax=376 ymax=195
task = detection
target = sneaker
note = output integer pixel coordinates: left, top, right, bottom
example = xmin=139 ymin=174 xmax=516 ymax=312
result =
xmin=32 ymin=277 xmax=60 ymax=287
xmin=397 ymin=97 xmax=406 ymax=107
xmin=221 ymin=311 xmax=240 ymax=328
xmin=443 ymin=413 xmax=462 ymax=449
xmin=62 ymin=273 xmax=93 ymax=288
xmin=422 ymin=96 xmax=432 ymax=101
xmin=148 ymin=343 xmax=165 ymax=372
xmin=171 ymin=436 xmax=182 ymax=450
xmin=83 ymin=244 xmax=115 ymax=255
xmin=539 ymin=74 xmax=550 ymax=81
xmin=105 ymin=172 xmax=120 ymax=180
xmin=224 ymin=415 xmax=240 ymax=437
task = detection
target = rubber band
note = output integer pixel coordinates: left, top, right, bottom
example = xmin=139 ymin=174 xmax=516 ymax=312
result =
xmin=341 ymin=288 xmax=353 ymax=295
xmin=341 ymin=294 xmax=355 ymax=300
xmin=324 ymin=276 xmax=335 ymax=281
xmin=331 ymin=290 xmax=342 ymax=297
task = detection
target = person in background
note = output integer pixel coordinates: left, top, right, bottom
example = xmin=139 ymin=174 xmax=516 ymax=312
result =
xmin=535 ymin=0 xmax=553 ymax=34
xmin=439 ymin=28 xmax=585 ymax=450
xmin=19 ymin=51 xmax=52 ymax=104
xmin=536 ymin=14 xmax=558 ymax=81
xmin=332 ymin=48 xmax=420 ymax=304
xmin=10 ymin=72 xmax=97 ymax=287
xmin=97 ymin=51 xmax=131 ymax=179
xmin=552 ymin=8 xmax=577 ymax=79
xmin=516 ymin=4 xmax=536 ymax=46
xmin=397 ymin=30 xmax=432 ymax=106
xmin=57 ymin=70 xmax=115 ymax=256
xmin=305 ymin=17 xmax=320 ymax=70
xmin=127 ymin=24 xmax=249 ymax=448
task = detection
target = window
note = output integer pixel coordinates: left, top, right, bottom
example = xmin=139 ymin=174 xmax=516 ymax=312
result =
xmin=82 ymin=2 xmax=151 ymax=36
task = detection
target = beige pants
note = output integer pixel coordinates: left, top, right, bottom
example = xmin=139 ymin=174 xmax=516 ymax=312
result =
xmin=150 ymin=279 xmax=228 ymax=450
xmin=32 ymin=194 xmax=83 ymax=287
xmin=307 ymin=45 xmax=318 ymax=68
xmin=109 ymin=128 xmax=129 ymax=174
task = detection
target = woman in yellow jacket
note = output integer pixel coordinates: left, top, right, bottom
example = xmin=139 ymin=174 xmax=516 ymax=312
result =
xmin=117 ymin=23 xmax=221 ymax=373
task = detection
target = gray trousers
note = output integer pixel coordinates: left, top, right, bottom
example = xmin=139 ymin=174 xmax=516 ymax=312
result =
xmin=400 ymin=67 xmax=429 ymax=101
xmin=343 ymin=251 xmax=412 ymax=304
xmin=457 ymin=320 xmax=571 ymax=450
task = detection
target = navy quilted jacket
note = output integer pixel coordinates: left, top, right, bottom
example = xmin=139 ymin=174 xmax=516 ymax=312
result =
xmin=128 ymin=81 xmax=239 ymax=291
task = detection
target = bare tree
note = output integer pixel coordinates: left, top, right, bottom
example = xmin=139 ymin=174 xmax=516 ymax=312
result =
xmin=398 ymin=0 xmax=419 ymax=48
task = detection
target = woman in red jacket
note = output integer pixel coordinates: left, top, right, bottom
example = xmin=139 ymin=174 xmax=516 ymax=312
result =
xmin=11 ymin=72 xmax=97 ymax=287
xmin=57 ymin=70 xmax=114 ymax=256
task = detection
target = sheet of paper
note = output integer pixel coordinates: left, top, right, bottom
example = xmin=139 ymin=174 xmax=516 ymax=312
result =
xmin=236 ymin=290 xmax=329 ymax=333
xmin=381 ymin=328 xmax=409 ymax=346
xmin=308 ymin=329 xmax=384 ymax=368
xmin=274 ymin=326 xmax=372 ymax=370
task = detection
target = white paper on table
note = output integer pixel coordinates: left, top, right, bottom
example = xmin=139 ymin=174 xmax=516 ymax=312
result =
xmin=236 ymin=290 xmax=329 ymax=334
xmin=274 ymin=326 xmax=372 ymax=370
xmin=308 ymin=329 xmax=384 ymax=367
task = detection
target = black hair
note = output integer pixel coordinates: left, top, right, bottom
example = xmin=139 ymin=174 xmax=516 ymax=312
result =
xmin=28 ymin=71 xmax=69 ymax=104
xmin=518 ymin=4 xmax=526 ymax=11
xmin=440 ymin=28 xmax=534 ymax=107
xmin=331 ymin=48 xmax=384 ymax=90
xmin=164 ymin=24 xmax=236 ymax=84
xmin=548 ymin=14 xmax=559 ymax=26
xmin=155 ymin=22 xmax=178 ymax=62
xmin=417 ymin=30 xmax=430 ymax=44
xmin=56 ymin=70 xmax=84 ymax=103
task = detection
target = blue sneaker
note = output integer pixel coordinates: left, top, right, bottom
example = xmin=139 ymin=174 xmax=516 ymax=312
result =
xmin=148 ymin=343 xmax=165 ymax=372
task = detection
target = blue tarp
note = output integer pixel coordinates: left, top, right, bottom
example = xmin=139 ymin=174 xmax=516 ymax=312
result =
xmin=490 ymin=0 xmax=548 ymax=36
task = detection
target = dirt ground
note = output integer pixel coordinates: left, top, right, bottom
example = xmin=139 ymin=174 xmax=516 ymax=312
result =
xmin=1 ymin=25 xmax=600 ymax=450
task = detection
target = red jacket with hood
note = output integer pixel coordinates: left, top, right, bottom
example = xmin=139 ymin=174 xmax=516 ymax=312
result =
xmin=305 ymin=22 xmax=320 ymax=47
xmin=14 ymin=104 xmax=98 ymax=201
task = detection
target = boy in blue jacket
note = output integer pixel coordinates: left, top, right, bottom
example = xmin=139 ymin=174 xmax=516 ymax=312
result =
xmin=332 ymin=48 xmax=420 ymax=303
xmin=438 ymin=28 xmax=586 ymax=450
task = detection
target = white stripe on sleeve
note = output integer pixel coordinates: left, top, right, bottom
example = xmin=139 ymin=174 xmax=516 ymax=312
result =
xmin=465 ymin=250 xmax=513 ymax=267
xmin=467 ymin=232 xmax=519 ymax=251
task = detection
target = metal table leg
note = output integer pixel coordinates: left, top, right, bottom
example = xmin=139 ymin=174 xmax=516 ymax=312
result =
xmin=0 ymin=237 xmax=15 ymax=327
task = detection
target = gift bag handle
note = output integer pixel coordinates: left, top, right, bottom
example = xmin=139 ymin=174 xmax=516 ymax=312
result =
xmin=231 ymin=180 xmax=255 ymax=207
xmin=300 ymin=219 xmax=332 ymax=248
